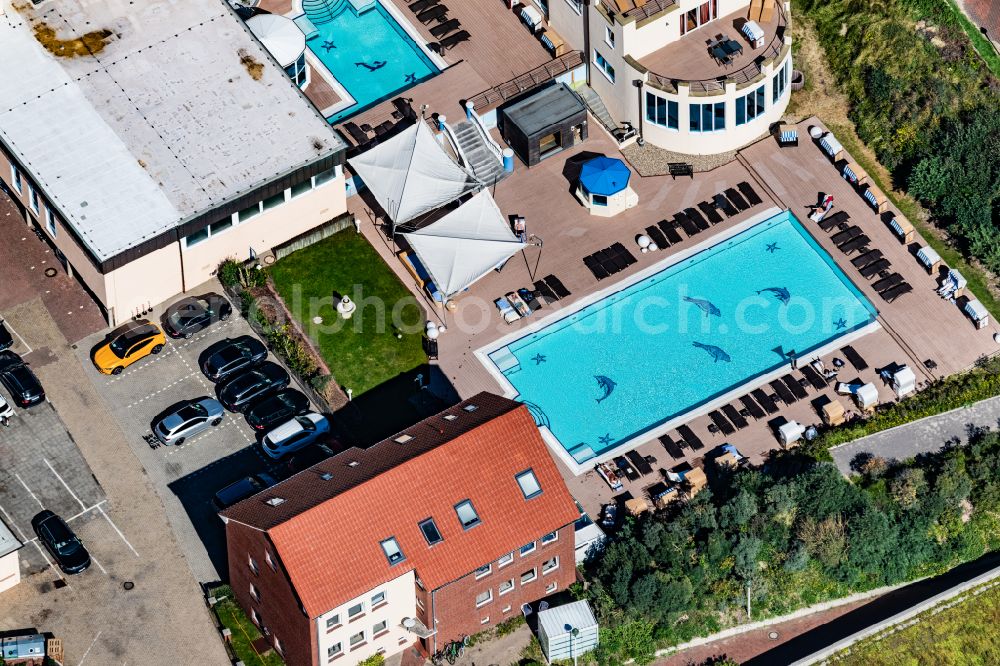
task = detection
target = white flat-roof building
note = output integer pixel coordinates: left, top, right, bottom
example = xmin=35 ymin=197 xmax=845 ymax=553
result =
xmin=0 ymin=518 xmax=22 ymax=593
xmin=0 ymin=0 xmax=347 ymax=324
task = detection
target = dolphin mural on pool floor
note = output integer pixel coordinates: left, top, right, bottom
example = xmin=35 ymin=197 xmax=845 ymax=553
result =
xmin=355 ymin=60 xmax=387 ymax=71
xmin=595 ymin=375 xmax=617 ymax=403
xmin=693 ymin=341 xmax=732 ymax=363
xmin=683 ymin=296 xmax=721 ymax=317
xmin=756 ymin=287 xmax=790 ymax=305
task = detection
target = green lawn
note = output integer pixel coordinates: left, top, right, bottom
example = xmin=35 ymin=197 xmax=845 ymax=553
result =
xmin=210 ymin=585 xmax=284 ymax=666
xmin=835 ymin=582 xmax=1000 ymax=665
xmin=268 ymin=231 xmax=427 ymax=396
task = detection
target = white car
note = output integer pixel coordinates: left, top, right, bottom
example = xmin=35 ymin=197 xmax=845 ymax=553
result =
xmin=261 ymin=412 xmax=330 ymax=460
xmin=0 ymin=393 xmax=14 ymax=424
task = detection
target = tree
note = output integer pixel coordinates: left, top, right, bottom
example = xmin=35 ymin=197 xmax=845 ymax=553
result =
xmin=890 ymin=468 xmax=926 ymax=509
xmin=797 ymin=514 xmax=847 ymax=568
xmin=721 ymin=490 xmax=758 ymax=530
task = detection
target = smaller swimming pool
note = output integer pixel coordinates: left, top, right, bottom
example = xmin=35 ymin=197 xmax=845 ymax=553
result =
xmin=303 ymin=0 xmax=440 ymax=122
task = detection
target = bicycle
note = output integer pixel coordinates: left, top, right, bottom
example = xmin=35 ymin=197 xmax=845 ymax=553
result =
xmin=432 ymin=636 xmax=468 ymax=665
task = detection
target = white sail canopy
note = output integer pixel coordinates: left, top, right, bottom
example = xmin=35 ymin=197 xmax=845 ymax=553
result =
xmin=347 ymin=121 xmax=480 ymax=227
xmin=400 ymin=191 xmax=525 ymax=297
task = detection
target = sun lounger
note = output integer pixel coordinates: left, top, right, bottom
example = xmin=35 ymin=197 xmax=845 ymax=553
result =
xmin=859 ymin=258 xmax=891 ymax=278
xmin=713 ymin=194 xmax=739 ymax=217
xmin=659 ymin=220 xmax=683 ymax=245
xmin=596 ymin=462 xmax=623 ymax=491
xmin=873 ymin=273 xmax=904 ymax=293
xmin=675 ymin=212 xmax=700 ymax=237
xmin=418 ymin=4 xmax=447 ymax=22
xmin=852 ymin=249 xmax=883 ymax=269
xmin=584 ymin=255 xmax=610 ymax=280
xmin=881 ymin=282 xmax=912 ymax=302
xmin=534 ymin=280 xmax=558 ymax=302
xmin=611 ymin=242 xmax=638 ymax=266
xmin=517 ymin=288 xmax=541 ymax=312
xmin=782 ymin=374 xmax=809 ymax=400
xmin=495 ymin=297 xmax=520 ymax=323
xmin=818 ymin=210 xmax=849 ymax=232
xmin=684 ymin=207 xmax=711 ymax=230
xmin=544 ymin=275 xmax=571 ymax=299
xmin=596 ymin=248 xmax=623 ymax=273
xmin=677 ymin=425 xmax=704 ymax=450
xmin=801 ymin=364 xmax=828 ymax=389
xmin=841 ymin=345 xmax=868 ymax=371
xmin=343 ymin=122 xmax=371 ymax=146
xmin=739 ymin=394 xmax=767 ymax=419
xmin=738 ymin=182 xmax=763 ymax=207
xmin=660 ymin=435 xmax=685 ymax=459
xmin=724 ymin=188 xmax=751 ymax=211
xmin=437 ymin=29 xmax=469 ymax=50
xmin=430 ymin=17 xmax=460 ymax=37
xmin=645 ymin=226 xmax=670 ymax=248
xmin=832 ymin=226 xmax=862 ymax=246
xmin=709 ymin=410 xmax=736 ymax=436
xmin=626 ymin=450 xmax=655 ymax=476
xmin=838 ymin=235 xmax=870 ymax=254
xmin=751 ymin=388 xmax=780 ymax=414
xmin=770 ymin=379 xmax=797 ymax=404
xmin=722 ymin=404 xmax=749 ymax=429
xmin=698 ymin=201 xmax=724 ymax=225
xmin=614 ymin=456 xmax=641 ymax=482
xmin=506 ymin=292 xmax=532 ymax=317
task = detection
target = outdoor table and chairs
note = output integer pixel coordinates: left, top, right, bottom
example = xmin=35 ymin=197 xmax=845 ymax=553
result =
xmin=708 ymin=35 xmax=743 ymax=65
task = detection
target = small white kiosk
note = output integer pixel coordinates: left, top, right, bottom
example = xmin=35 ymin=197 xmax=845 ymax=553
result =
xmin=854 ymin=382 xmax=879 ymax=411
xmin=892 ymin=366 xmax=916 ymax=398
xmin=537 ymin=600 xmax=599 ymax=664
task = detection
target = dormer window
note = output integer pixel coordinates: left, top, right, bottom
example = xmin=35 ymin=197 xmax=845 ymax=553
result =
xmin=515 ymin=469 xmax=542 ymax=499
xmin=380 ymin=537 xmax=405 ymax=565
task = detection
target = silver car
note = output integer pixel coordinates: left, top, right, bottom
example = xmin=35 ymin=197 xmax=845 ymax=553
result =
xmin=153 ymin=397 xmax=225 ymax=446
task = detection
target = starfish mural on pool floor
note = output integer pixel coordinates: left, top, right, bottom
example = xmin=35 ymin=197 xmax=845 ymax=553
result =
xmin=321 ymin=40 xmax=336 ymax=52
xmin=404 ymin=72 xmax=416 ymax=83
xmin=531 ymin=353 xmax=547 ymax=365
xmin=598 ymin=433 xmax=613 ymax=446
xmin=766 ymin=242 xmax=780 ymax=253
xmin=834 ymin=317 xmax=847 ymax=330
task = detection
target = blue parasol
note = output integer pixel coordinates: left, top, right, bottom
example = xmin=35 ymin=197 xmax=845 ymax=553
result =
xmin=579 ymin=156 xmax=631 ymax=197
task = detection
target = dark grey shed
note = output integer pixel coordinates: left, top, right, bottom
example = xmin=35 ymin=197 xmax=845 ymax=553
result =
xmin=499 ymin=84 xmax=588 ymax=167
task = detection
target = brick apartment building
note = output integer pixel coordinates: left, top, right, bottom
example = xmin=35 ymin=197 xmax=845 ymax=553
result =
xmin=0 ymin=0 xmax=347 ymax=325
xmin=221 ymin=393 xmax=580 ymax=666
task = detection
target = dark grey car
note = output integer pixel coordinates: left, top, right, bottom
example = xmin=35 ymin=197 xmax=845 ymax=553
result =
xmin=217 ymin=361 xmax=290 ymax=412
xmin=201 ymin=336 xmax=267 ymax=382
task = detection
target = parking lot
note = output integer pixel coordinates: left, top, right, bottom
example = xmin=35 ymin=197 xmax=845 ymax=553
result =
xmin=74 ymin=300 xmax=306 ymax=580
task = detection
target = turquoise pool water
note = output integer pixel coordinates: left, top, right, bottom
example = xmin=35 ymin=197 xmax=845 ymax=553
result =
xmin=304 ymin=0 xmax=439 ymax=122
xmin=482 ymin=211 xmax=878 ymax=463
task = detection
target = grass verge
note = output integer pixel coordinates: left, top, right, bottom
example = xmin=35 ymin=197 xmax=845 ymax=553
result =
xmin=210 ymin=585 xmax=284 ymax=666
xmin=942 ymin=0 xmax=1000 ymax=78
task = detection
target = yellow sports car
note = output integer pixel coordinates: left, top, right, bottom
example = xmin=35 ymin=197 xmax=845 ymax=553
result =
xmin=93 ymin=320 xmax=166 ymax=375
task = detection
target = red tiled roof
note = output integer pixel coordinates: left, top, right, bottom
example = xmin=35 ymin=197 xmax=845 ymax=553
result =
xmin=234 ymin=393 xmax=579 ymax=618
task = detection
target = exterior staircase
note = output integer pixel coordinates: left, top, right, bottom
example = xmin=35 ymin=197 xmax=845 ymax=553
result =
xmin=452 ymin=121 xmax=506 ymax=185
xmin=301 ymin=0 xmax=340 ymax=24
xmin=577 ymin=86 xmax=618 ymax=134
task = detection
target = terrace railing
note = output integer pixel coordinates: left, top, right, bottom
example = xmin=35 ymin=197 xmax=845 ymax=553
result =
xmin=464 ymin=51 xmax=585 ymax=110
xmin=600 ymin=0 xmax=678 ymax=22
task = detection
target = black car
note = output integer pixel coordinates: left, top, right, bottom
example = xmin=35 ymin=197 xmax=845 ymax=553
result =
xmin=212 ymin=472 xmax=279 ymax=511
xmin=244 ymin=388 xmax=311 ymax=431
xmin=0 ymin=319 xmax=13 ymax=352
xmin=32 ymin=510 xmax=91 ymax=575
xmin=163 ymin=293 xmax=231 ymax=338
xmin=0 ymin=351 xmax=44 ymax=407
xmin=218 ymin=361 xmax=290 ymax=412
xmin=201 ymin=336 xmax=267 ymax=383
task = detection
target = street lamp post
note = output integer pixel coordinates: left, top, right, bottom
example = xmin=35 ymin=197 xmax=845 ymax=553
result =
xmin=565 ymin=624 xmax=580 ymax=666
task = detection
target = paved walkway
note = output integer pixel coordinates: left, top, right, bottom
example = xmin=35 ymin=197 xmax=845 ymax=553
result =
xmin=829 ymin=395 xmax=1000 ymax=475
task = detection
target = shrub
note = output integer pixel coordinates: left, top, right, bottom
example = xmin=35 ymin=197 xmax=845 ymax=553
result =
xmin=218 ymin=258 xmax=267 ymax=290
xmin=357 ymin=655 xmax=384 ymax=666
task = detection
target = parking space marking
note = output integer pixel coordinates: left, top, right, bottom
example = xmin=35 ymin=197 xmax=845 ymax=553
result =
xmin=98 ymin=506 xmax=139 ymax=558
xmin=44 ymin=457 xmax=88 ymax=511
xmin=102 ymin=318 xmax=238 ymax=385
xmin=125 ymin=371 xmax=200 ymax=408
xmin=0 ymin=501 xmax=28 ymax=539
xmin=2 ymin=319 xmax=33 ymax=355
xmin=162 ymin=417 xmax=251 ymax=456
xmin=30 ymin=540 xmax=71 ymax=589
xmin=14 ymin=473 xmax=44 ymax=509
xmin=90 ymin=553 xmax=108 ymax=576
xmin=13 ymin=501 xmax=108 ymax=548
xmin=78 ymin=631 xmax=102 ymax=666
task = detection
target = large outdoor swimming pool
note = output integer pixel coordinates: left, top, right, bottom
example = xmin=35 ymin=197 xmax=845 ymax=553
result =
xmin=304 ymin=0 xmax=439 ymax=122
xmin=477 ymin=210 xmax=879 ymax=468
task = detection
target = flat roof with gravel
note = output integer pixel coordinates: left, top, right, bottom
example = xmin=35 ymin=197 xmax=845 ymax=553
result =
xmin=0 ymin=0 xmax=345 ymax=262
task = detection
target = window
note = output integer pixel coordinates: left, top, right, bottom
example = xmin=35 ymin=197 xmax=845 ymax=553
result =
xmin=462 ymin=404 xmax=478 ymax=412
xmin=348 ymin=602 xmax=365 ymax=619
xmin=45 ymin=206 xmax=56 ymax=236
xmin=326 ymin=614 xmax=342 ymax=631
xmin=541 ymin=531 xmax=558 ymax=545
xmin=28 ymin=185 xmax=39 ymax=214
xmin=455 ymin=500 xmax=481 ymax=529
xmin=380 ymin=537 xmax=405 ymax=565
xmin=263 ymin=191 xmax=286 ymax=211
xmin=519 ymin=542 xmax=536 ymax=557
xmin=475 ymin=589 xmax=493 ymax=607
xmin=565 ymin=0 xmax=581 ymax=14
xmin=371 ymin=591 xmax=386 ymax=607
xmin=593 ymin=49 xmax=615 ymax=83
xmin=248 ymin=555 xmax=259 ymax=575
xmin=645 ymin=93 xmax=679 ymax=130
xmin=419 ymin=517 xmax=443 ymax=545
xmin=314 ymin=166 xmax=339 ymax=188
xmin=515 ymin=469 xmax=542 ymax=499
xmin=274 ymin=637 xmax=283 ymax=654
xmin=480 ymin=616 xmax=490 ymax=624
xmin=689 ymin=102 xmax=725 ymax=132
xmin=266 ymin=550 xmax=276 ymax=571
xmin=680 ymin=0 xmax=718 ymax=35
xmin=542 ymin=556 xmax=560 ymax=574
xmin=499 ymin=579 xmax=514 ymax=595
xmin=373 ymin=620 xmax=388 ymax=636
xmin=538 ymin=131 xmax=561 ymax=157
xmin=250 ymin=583 xmax=260 ymax=601
xmin=251 ymin=608 xmax=261 ymax=625
xmin=210 ymin=218 xmax=233 ymax=235
xmin=475 ymin=563 xmax=492 ymax=579
xmin=736 ymin=85 xmax=766 ymax=126
xmin=592 ymin=194 xmax=608 ymax=207
xmin=328 ymin=642 xmax=343 ymax=659
xmin=498 ymin=552 xmax=514 ymax=567
xmin=773 ymin=60 xmax=790 ymax=103
xmin=604 ymin=26 xmax=615 ymax=47
xmin=291 ymin=179 xmax=313 ymax=198
xmin=502 ymin=605 xmax=512 ymax=613
xmin=238 ymin=201 xmax=262 ymax=222
xmin=349 ymin=631 xmax=365 ymax=648
xmin=521 ymin=568 xmax=537 ymax=584
xmin=10 ymin=164 xmax=22 ymax=193
xmin=546 ymin=582 xmax=558 ymax=593
xmin=184 ymin=215 xmax=237 ymax=248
